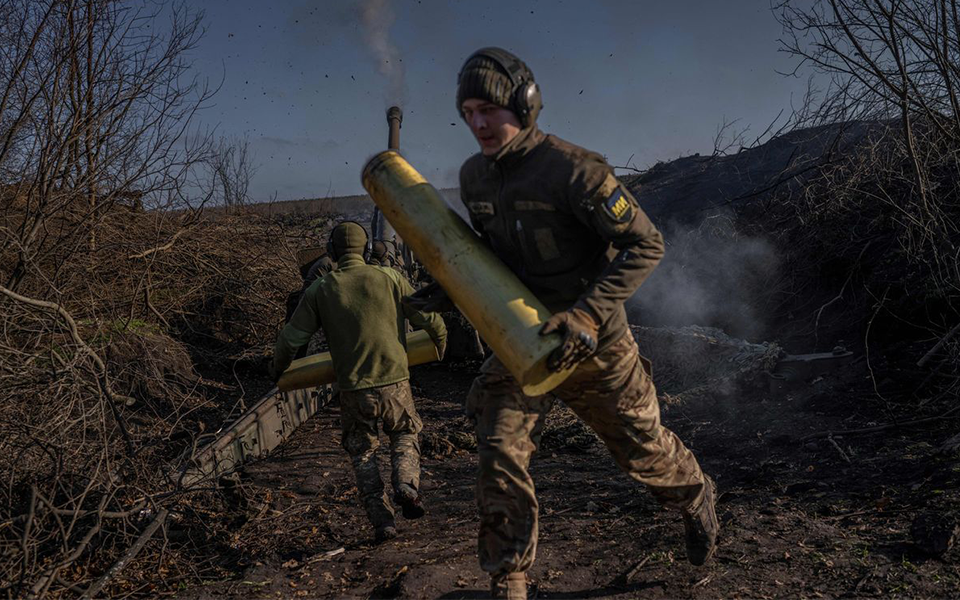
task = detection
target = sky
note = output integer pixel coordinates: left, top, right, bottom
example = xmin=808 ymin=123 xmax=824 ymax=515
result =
xmin=187 ymin=0 xmax=815 ymax=201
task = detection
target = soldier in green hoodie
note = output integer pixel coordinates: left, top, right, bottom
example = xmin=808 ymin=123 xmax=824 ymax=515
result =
xmin=273 ymin=221 xmax=447 ymax=543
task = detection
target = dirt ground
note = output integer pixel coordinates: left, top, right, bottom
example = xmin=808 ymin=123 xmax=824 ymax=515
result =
xmin=178 ymin=352 xmax=960 ymax=599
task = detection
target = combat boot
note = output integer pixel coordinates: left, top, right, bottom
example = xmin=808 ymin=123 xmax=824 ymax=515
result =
xmin=490 ymin=573 xmax=526 ymax=600
xmin=394 ymin=482 xmax=425 ymax=519
xmin=682 ymin=476 xmax=718 ymax=565
xmin=374 ymin=523 xmax=397 ymax=544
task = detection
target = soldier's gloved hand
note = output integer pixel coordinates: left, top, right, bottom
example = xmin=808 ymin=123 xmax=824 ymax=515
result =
xmin=539 ymin=307 xmax=600 ymax=372
xmin=402 ymin=281 xmax=454 ymax=313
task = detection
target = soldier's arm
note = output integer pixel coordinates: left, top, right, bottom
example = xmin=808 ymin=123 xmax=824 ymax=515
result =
xmin=272 ymin=281 xmax=324 ymax=377
xmin=303 ymin=256 xmax=333 ymax=290
xmin=569 ymin=155 xmax=665 ymax=326
xmin=399 ymin=276 xmax=448 ymax=350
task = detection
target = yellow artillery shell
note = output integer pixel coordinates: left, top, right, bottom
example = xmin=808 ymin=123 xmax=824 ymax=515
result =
xmin=278 ymin=329 xmax=440 ymax=392
xmin=361 ymin=150 xmax=573 ymax=396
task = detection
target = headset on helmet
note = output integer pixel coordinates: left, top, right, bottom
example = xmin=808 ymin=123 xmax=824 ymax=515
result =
xmin=459 ymin=47 xmax=542 ymax=128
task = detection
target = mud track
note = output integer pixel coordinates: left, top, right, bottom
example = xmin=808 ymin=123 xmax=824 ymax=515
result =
xmin=183 ymin=360 xmax=960 ymax=599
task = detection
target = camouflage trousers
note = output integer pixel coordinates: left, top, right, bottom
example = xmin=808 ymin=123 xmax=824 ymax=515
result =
xmin=467 ymin=331 xmax=707 ymax=576
xmin=340 ymin=380 xmax=423 ymax=528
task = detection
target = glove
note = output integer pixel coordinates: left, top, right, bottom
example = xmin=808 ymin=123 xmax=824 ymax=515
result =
xmin=402 ymin=281 xmax=454 ymax=313
xmin=539 ymin=307 xmax=600 ymax=372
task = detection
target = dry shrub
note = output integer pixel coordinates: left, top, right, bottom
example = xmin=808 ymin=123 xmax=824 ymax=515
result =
xmin=766 ymin=0 xmax=960 ymax=401
xmin=753 ymin=121 xmax=960 ymax=354
xmin=0 ymin=2 xmax=318 ymax=595
xmin=104 ymin=328 xmax=197 ymax=403
xmin=37 ymin=209 xmax=300 ymax=364
xmin=0 ymin=207 xmax=310 ymax=597
xmin=137 ymin=213 xmax=298 ymax=363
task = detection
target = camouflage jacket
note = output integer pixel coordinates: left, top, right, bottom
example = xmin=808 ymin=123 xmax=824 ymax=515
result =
xmin=459 ymin=125 xmax=664 ymax=351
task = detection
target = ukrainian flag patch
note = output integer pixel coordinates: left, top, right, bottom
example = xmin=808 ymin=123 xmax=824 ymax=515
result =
xmin=604 ymin=188 xmax=633 ymax=223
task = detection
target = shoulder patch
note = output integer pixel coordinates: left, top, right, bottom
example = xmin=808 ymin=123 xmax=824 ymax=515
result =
xmin=589 ymin=173 xmax=639 ymax=235
xmin=594 ymin=173 xmax=635 ymax=223
xmin=604 ymin=189 xmax=633 ymax=223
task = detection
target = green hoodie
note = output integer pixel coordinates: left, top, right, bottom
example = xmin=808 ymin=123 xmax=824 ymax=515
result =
xmin=273 ymin=253 xmax=446 ymax=391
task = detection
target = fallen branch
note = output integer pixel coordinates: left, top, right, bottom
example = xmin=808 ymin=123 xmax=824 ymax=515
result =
xmin=800 ymin=404 xmax=960 ymax=441
xmin=9 ymin=501 xmax=147 ymax=526
xmin=29 ymin=494 xmax=110 ymax=599
xmin=620 ymin=555 xmax=651 ymax=583
xmin=0 ymin=284 xmax=136 ymax=406
xmin=81 ymin=509 xmax=169 ymax=599
xmin=305 ymin=547 xmax=345 ymax=564
xmin=917 ymin=321 xmax=960 ymax=368
xmin=826 ymin=436 xmax=852 ymax=463
xmin=127 ymin=229 xmax=187 ymax=260
xmin=824 ymin=506 xmax=910 ymax=521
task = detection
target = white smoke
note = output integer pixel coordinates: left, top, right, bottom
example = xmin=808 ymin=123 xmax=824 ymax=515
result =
xmin=359 ymin=0 xmax=406 ymax=106
xmin=628 ymin=212 xmax=780 ymax=341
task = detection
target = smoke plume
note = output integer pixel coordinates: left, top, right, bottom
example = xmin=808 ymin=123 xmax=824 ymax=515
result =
xmin=359 ymin=0 xmax=406 ymax=105
xmin=628 ymin=212 xmax=780 ymax=341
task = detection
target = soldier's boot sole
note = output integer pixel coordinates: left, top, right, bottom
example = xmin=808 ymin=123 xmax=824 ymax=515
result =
xmin=683 ymin=475 xmax=719 ymax=566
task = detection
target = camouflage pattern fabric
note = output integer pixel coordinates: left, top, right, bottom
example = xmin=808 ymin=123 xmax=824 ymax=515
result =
xmin=466 ymin=331 xmax=707 ymax=576
xmin=459 ymin=125 xmax=664 ymax=354
xmin=340 ymin=380 xmax=423 ymax=528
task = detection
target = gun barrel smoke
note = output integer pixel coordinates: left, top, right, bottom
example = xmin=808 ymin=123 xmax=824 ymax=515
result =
xmin=360 ymin=0 xmax=406 ymax=105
